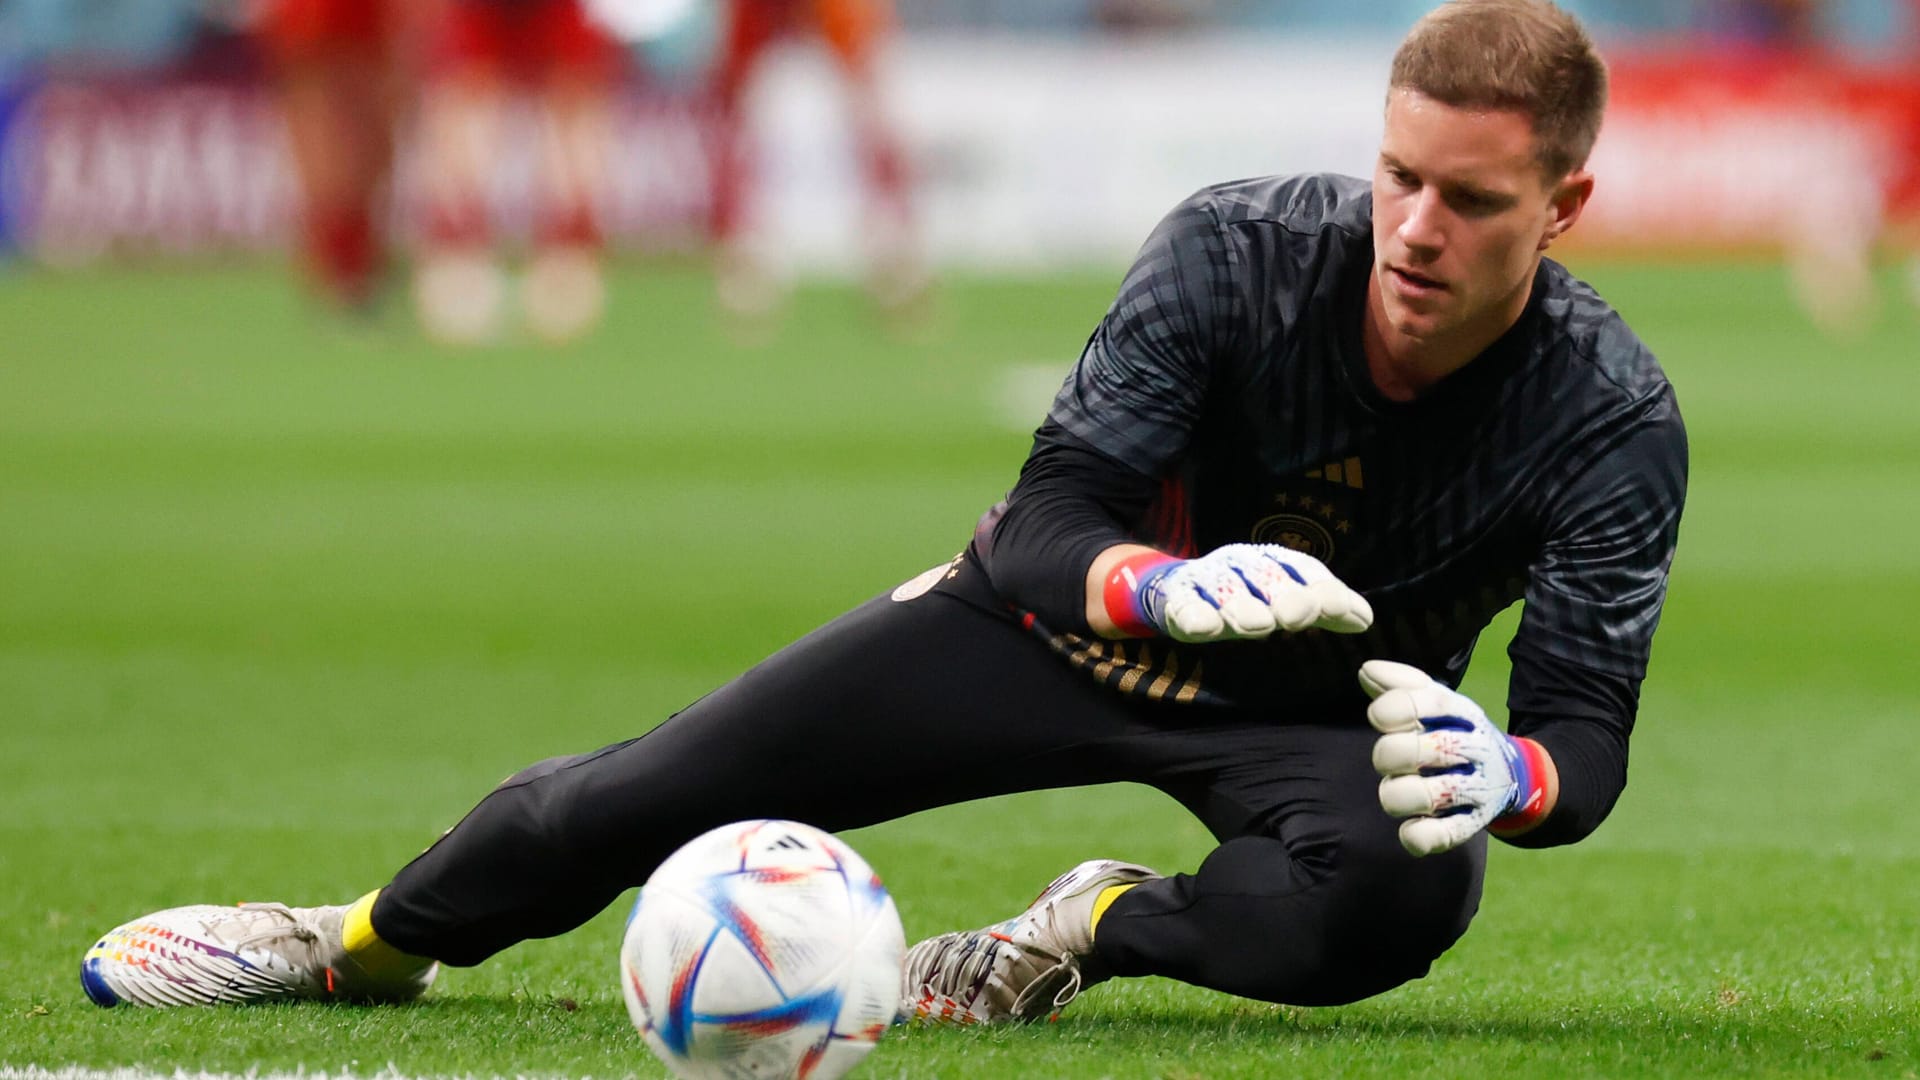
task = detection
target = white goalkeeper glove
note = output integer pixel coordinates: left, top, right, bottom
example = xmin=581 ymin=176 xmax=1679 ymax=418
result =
xmin=1360 ymin=660 xmax=1553 ymax=857
xmin=1103 ymin=543 xmax=1373 ymax=643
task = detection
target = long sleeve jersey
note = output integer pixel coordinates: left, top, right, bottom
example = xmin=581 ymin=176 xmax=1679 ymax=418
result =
xmin=971 ymin=173 xmax=1688 ymax=847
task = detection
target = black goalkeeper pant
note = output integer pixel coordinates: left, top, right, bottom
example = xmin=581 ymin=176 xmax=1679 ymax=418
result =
xmin=373 ymin=561 xmax=1485 ymax=1007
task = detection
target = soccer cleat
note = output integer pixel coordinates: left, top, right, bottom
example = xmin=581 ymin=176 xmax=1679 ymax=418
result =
xmin=900 ymin=859 xmax=1158 ymax=1025
xmin=520 ymin=247 xmax=606 ymax=344
xmin=80 ymin=903 xmax=437 ymax=1008
xmin=413 ymin=251 xmax=506 ymax=346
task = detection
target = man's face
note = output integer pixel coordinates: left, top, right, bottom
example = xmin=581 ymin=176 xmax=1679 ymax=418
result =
xmin=1371 ymin=88 xmax=1577 ymax=349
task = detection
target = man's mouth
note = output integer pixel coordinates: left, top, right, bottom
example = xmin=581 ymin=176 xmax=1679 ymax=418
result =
xmin=1390 ymin=265 xmax=1447 ymax=293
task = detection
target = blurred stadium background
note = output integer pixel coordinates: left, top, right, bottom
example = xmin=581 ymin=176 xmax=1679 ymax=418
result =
xmin=1 ymin=0 xmax=1916 ymax=293
xmin=3 ymin=2 xmax=1918 ymax=1078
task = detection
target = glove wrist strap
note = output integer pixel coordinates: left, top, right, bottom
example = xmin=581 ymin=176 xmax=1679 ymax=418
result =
xmin=1489 ymin=736 xmax=1553 ymax=836
xmin=1102 ymin=551 xmax=1179 ymax=637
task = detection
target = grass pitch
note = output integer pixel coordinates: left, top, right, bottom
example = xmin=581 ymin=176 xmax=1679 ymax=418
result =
xmin=0 ymin=260 xmax=1915 ymax=1078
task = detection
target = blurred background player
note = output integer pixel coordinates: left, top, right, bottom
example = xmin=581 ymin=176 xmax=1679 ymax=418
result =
xmin=1704 ymin=0 xmax=1919 ymax=332
xmin=413 ymin=0 xmax=620 ymax=344
xmin=256 ymin=0 xmax=422 ymax=318
xmin=1903 ymin=0 xmax=1920 ymax=308
xmin=1709 ymin=0 xmax=1821 ymax=42
xmin=705 ymin=0 xmax=923 ymax=324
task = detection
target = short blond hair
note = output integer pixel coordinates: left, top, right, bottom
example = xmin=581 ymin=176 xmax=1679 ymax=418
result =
xmin=1390 ymin=0 xmax=1609 ymax=179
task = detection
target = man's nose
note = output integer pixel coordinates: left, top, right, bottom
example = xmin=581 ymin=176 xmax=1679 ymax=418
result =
xmin=1399 ymin=189 xmax=1446 ymax=255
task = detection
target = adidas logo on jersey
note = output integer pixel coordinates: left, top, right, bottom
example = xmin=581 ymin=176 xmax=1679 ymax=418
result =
xmin=1304 ymin=457 xmax=1364 ymax=489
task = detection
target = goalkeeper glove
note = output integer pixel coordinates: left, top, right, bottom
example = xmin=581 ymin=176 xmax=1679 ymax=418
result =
xmin=1104 ymin=543 xmax=1373 ymax=643
xmin=1360 ymin=659 xmax=1553 ymax=856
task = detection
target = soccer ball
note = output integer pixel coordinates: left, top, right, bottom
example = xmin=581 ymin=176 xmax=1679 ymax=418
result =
xmin=619 ymin=820 xmax=906 ymax=1080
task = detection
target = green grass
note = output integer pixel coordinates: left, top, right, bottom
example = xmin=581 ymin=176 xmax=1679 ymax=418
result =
xmin=1 ymin=259 xmax=1917 ymax=1078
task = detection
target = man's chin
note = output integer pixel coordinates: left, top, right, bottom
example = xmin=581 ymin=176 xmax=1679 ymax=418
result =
xmin=1387 ymin=306 xmax=1447 ymax=344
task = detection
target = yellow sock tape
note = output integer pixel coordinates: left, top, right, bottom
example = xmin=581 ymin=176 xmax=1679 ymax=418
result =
xmin=342 ymin=890 xmax=432 ymax=977
xmin=1089 ymin=883 xmax=1137 ymax=942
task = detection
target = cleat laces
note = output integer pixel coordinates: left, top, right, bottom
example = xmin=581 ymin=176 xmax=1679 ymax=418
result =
xmin=902 ymin=927 xmax=1084 ymax=1025
xmin=900 ymin=859 xmax=1159 ymax=1026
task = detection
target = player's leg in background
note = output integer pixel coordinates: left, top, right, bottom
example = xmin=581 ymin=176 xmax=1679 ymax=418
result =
xmin=1091 ymin=721 xmax=1486 ymax=1005
xmin=815 ymin=0 xmax=927 ymax=321
xmin=412 ymin=0 xmax=510 ymax=345
xmin=1784 ymin=182 xmax=1884 ymax=337
xmin=1907 ymin=233 xmax=1920 ymax=309
xmin=370 ymin=557 xmax=1168 ymax=967
xmin=521 ymin=0 xmax=617 ymax=344
xmin=1890 ymin=179 xmax=1920 ymax=310
xmin=259 ymin=0 xmax=398 ymax=316
xmin=705 ymin=0 xmax=787 ymax=323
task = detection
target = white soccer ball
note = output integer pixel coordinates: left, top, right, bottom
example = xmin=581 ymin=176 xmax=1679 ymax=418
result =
xmin=619 ymin=820 xmax=906 ymax=1080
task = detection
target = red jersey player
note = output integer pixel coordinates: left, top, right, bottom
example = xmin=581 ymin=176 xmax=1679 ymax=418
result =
xmin=256 ymin=0 xmax=430 ymax=315
xmin=412 ymin=0 xmax=621 ymax=344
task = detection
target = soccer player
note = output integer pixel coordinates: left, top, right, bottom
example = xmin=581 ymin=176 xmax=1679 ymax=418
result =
xmin=256 ymin=0 xmax=424 ymax=315
xmin=411 ymin=0 xmax=619 ymax=344
xmin=79 ymin=0 xmax=1686 ymax=1024
xmin=705 ymin=0 xmax=922 ymax=322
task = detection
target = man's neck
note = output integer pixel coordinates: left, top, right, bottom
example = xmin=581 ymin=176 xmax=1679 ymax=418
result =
xmin=1361 ymin=269 xmax=1532 ymax=403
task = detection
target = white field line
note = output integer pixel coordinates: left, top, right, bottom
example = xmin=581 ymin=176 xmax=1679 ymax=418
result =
xmin=0 ymin=1060 xmax=614 ymax=1068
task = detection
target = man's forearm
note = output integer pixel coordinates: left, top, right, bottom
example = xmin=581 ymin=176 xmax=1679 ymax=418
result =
xmin=974 ymin=431 xmax=1161 ymax=633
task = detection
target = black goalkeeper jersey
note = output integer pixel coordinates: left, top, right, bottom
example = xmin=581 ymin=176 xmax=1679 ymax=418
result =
xmin=968 ymin=173 xmax=1688 ymax=845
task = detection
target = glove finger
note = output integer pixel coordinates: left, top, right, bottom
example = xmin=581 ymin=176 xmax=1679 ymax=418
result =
xmin=1365 ymin=687 xmax=1425 ymax=734
xmin=1399 ymin=815 xmax=1481 ymax=857
xmin=1358 ymin=659 xmax=1436 ymax=699
xmin=1222 ymin=555 xmax=1303 ymax=618
xmin=1377 ymin=774 xmax=1439 ymax=818
xmin=1216 ymin=592 xmax=1278 ymax=638
xmin=1402 ymin=685 xmax=1488 ymax=732
xmin=1310 ymin=581 xmax=1374 ymax=633
xmin=1372 ymin=730 xmax=1471 ymax=776
xmin=1163 ymin=595 xmax=1226 ymax=642
xmin=1264 ymin=581 xmax=1320 ymax=632
xmin=1371 ymin=731 xmax=1425 ymax=776
xmin=1230 ymin=549 xmax=1369 ymax=634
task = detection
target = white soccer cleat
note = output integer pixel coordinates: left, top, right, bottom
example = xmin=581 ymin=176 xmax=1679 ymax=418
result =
xmin=413 ymin=251 xmax=506 ymax=346
xmin=81 ymin=903 xmax=437 ymax=1007
xmin=900 ymin=859 xmax=1158 ymax=1025
xmin=520 ymin=248 xmax=606 ymax=344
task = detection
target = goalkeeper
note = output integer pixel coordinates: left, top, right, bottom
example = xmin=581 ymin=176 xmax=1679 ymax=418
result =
xmin=80 ymin=0 xmax=1687 ymax=1022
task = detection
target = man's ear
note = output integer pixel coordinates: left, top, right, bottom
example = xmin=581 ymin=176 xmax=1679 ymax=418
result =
xmin=1541 ymin=169 xmax=1595 ymax=251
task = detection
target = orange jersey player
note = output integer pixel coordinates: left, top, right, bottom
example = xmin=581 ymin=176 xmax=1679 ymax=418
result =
xmin=706 ymin=0 xmax=922 ymax=323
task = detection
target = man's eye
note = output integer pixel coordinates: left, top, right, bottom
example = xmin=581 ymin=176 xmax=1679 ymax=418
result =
xmin=1451 ymin=192 xmax=1497 ymax=214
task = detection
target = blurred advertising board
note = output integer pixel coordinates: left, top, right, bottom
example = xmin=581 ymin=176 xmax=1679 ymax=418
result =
xmin=0 ymin=76 xmax=28 ymax=256
xmin=0 ymin=36 xmax=1913 ymax=269
xmin=1577 ymin=50 xmax=1920 ymax=254
xmin=0 ymin=74 xmax=712 ymax=266
xmin=7 ymin=78 xmax=290 ymax=264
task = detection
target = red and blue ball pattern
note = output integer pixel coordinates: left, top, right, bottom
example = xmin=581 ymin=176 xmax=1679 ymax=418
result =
xmin=620 ymin=820 xmax=905 ymax=1080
